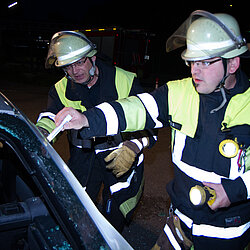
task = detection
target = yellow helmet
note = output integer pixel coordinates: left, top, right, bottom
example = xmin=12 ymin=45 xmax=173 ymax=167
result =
xmin=45 ymin=31 xmax=97 ymax=68
xmin=166 ymin=10 xmax=248 ymax=61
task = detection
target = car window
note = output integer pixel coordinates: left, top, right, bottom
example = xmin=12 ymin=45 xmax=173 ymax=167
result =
xmin=0 ymin=92 xmax=132 ymax=249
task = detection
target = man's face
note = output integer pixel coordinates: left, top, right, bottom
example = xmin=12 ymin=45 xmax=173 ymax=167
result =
xmin=189 ymin=57 xmax=225 ymax=94
xmin=64 ymin=56 xmax=95 ymax=84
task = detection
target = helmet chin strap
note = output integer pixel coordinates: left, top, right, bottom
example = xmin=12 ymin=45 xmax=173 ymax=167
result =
xmin=64 ymin=58 xmax=98 ymax=85
xmin=210 ymin=58 xmax=229 ymax=114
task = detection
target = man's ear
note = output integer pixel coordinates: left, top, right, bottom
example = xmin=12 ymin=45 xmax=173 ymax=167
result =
xmin=227 ymin=57 xmax=240 ymax=74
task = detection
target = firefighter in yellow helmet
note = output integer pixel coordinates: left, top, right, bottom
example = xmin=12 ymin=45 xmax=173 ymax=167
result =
xmin=36 ymin=30 xmax=156 ymax=232
xmin=53 ymin=11 xmax=250 ymax=249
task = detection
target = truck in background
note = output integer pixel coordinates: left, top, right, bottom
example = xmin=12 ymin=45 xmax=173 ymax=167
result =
xmin=80 ymin=27 xmax=155 ymax=80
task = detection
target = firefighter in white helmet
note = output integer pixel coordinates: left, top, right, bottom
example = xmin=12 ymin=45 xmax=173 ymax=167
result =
xmin=36 ymin=30 xmax=156 ymax=232
xmin=53 ymin=10 xmax=250 ymax=249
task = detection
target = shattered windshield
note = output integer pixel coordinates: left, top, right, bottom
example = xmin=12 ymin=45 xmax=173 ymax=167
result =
xmin=0 ymin=92 xmax=131 ymax=249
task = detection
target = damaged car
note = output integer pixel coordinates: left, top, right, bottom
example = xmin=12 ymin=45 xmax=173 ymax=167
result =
xmin=0 ymin=92 xmax=132 ymax=249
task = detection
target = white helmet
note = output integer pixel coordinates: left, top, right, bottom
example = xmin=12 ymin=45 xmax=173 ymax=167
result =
xmin=45 ymin=31 xmax=97 ymax=68
xmin=166 ymin=10 xmax=249 ymax=61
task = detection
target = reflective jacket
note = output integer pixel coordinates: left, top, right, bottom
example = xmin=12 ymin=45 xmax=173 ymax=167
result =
xmin=36 ymin=59 xmax=153 ymax=220
xmin=36 ymin=60 xmax=138 ymax=141
xmin=80 ymin=69 xmax=250 ymax=240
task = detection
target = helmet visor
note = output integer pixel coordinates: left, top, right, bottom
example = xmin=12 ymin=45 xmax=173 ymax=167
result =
xmin=45 ymin=31 xmax=97 ymax=68
xmin=45 ymin=31 xmax=64 ymax=69
xmin=166 ymin=10 xmax=247 ymax=61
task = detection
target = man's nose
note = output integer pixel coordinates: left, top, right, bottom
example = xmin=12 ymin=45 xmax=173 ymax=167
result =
xmin=72 ymin=64 xmax=79 ymax=74
xmin=191 ymin=63 xmax=201 ymax=75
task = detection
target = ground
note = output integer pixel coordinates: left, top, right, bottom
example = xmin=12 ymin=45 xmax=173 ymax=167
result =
xmin=1 ymin=81 xmax=174 ymax=249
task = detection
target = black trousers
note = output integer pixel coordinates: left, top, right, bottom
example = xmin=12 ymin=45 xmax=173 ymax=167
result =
xmin=67 ymin=146 xmax=126 ymax=232
xmin=179 ymin=212 xmax=250 ymax=250
xmin=154 ymin=213 xmax=250 ymax=250
xmin=85 ymin=153 xmax=126 ymax=232
xmin=192 ymin=228 xmax=250 ymax=250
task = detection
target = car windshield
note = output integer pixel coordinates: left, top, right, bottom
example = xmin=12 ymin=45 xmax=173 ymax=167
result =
xmin=0 ymin=92 xmax=131 ymax=249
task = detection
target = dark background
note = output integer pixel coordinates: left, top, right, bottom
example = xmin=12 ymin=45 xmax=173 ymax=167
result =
xmin=0 ymin=0 xmax=249 ymax=89
xmin=0 ymin=1 xmax=249 ymax=248
xmin=1 ymin=0 xmax=248 ymax=32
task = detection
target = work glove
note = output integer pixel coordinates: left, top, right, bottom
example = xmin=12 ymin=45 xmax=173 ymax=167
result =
xmin=105 ymin=138 xmax=149 ymax=178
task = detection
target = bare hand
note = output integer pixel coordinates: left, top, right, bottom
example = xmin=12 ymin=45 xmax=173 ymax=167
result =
xmin=55 ymin=107 xmax=89 ymax=130
xmin=203 ymin=182 xmax=231 ymax=210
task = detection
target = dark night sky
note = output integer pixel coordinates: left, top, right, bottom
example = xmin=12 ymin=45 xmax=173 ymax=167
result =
xmin=1 ymin=0 xmax=249 ymax=36
xmin=0 ymin=0 xmax=249 ymax=81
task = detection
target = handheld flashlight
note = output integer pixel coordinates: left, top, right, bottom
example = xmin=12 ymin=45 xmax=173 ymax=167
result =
xmin=189 ymin=185 xmax=216 ymax=206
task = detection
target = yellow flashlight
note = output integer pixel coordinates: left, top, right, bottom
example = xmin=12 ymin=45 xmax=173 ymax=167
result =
xmin=189 ymin=185 xmax=216 ymax=206
xmin=219 ymin=139 xmax=239 ymax=158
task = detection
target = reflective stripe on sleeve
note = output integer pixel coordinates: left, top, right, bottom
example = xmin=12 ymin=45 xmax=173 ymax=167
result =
xmin=36 ymin=112 xmax=56 ymax=134
xmin=130 ymin=139 xmax=143 ymax=151
xmin=142 ymin=137 xmax=149 ymax=147
xmin=96 ymin=102 xmax=119 ymax=136
xmin=117 ymin=96 xmax=146 ymax=131
xmin=37 ymin=112 xmax=56 ymax=122
xmin=137 ymin=93 xmax=163 ymax=128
